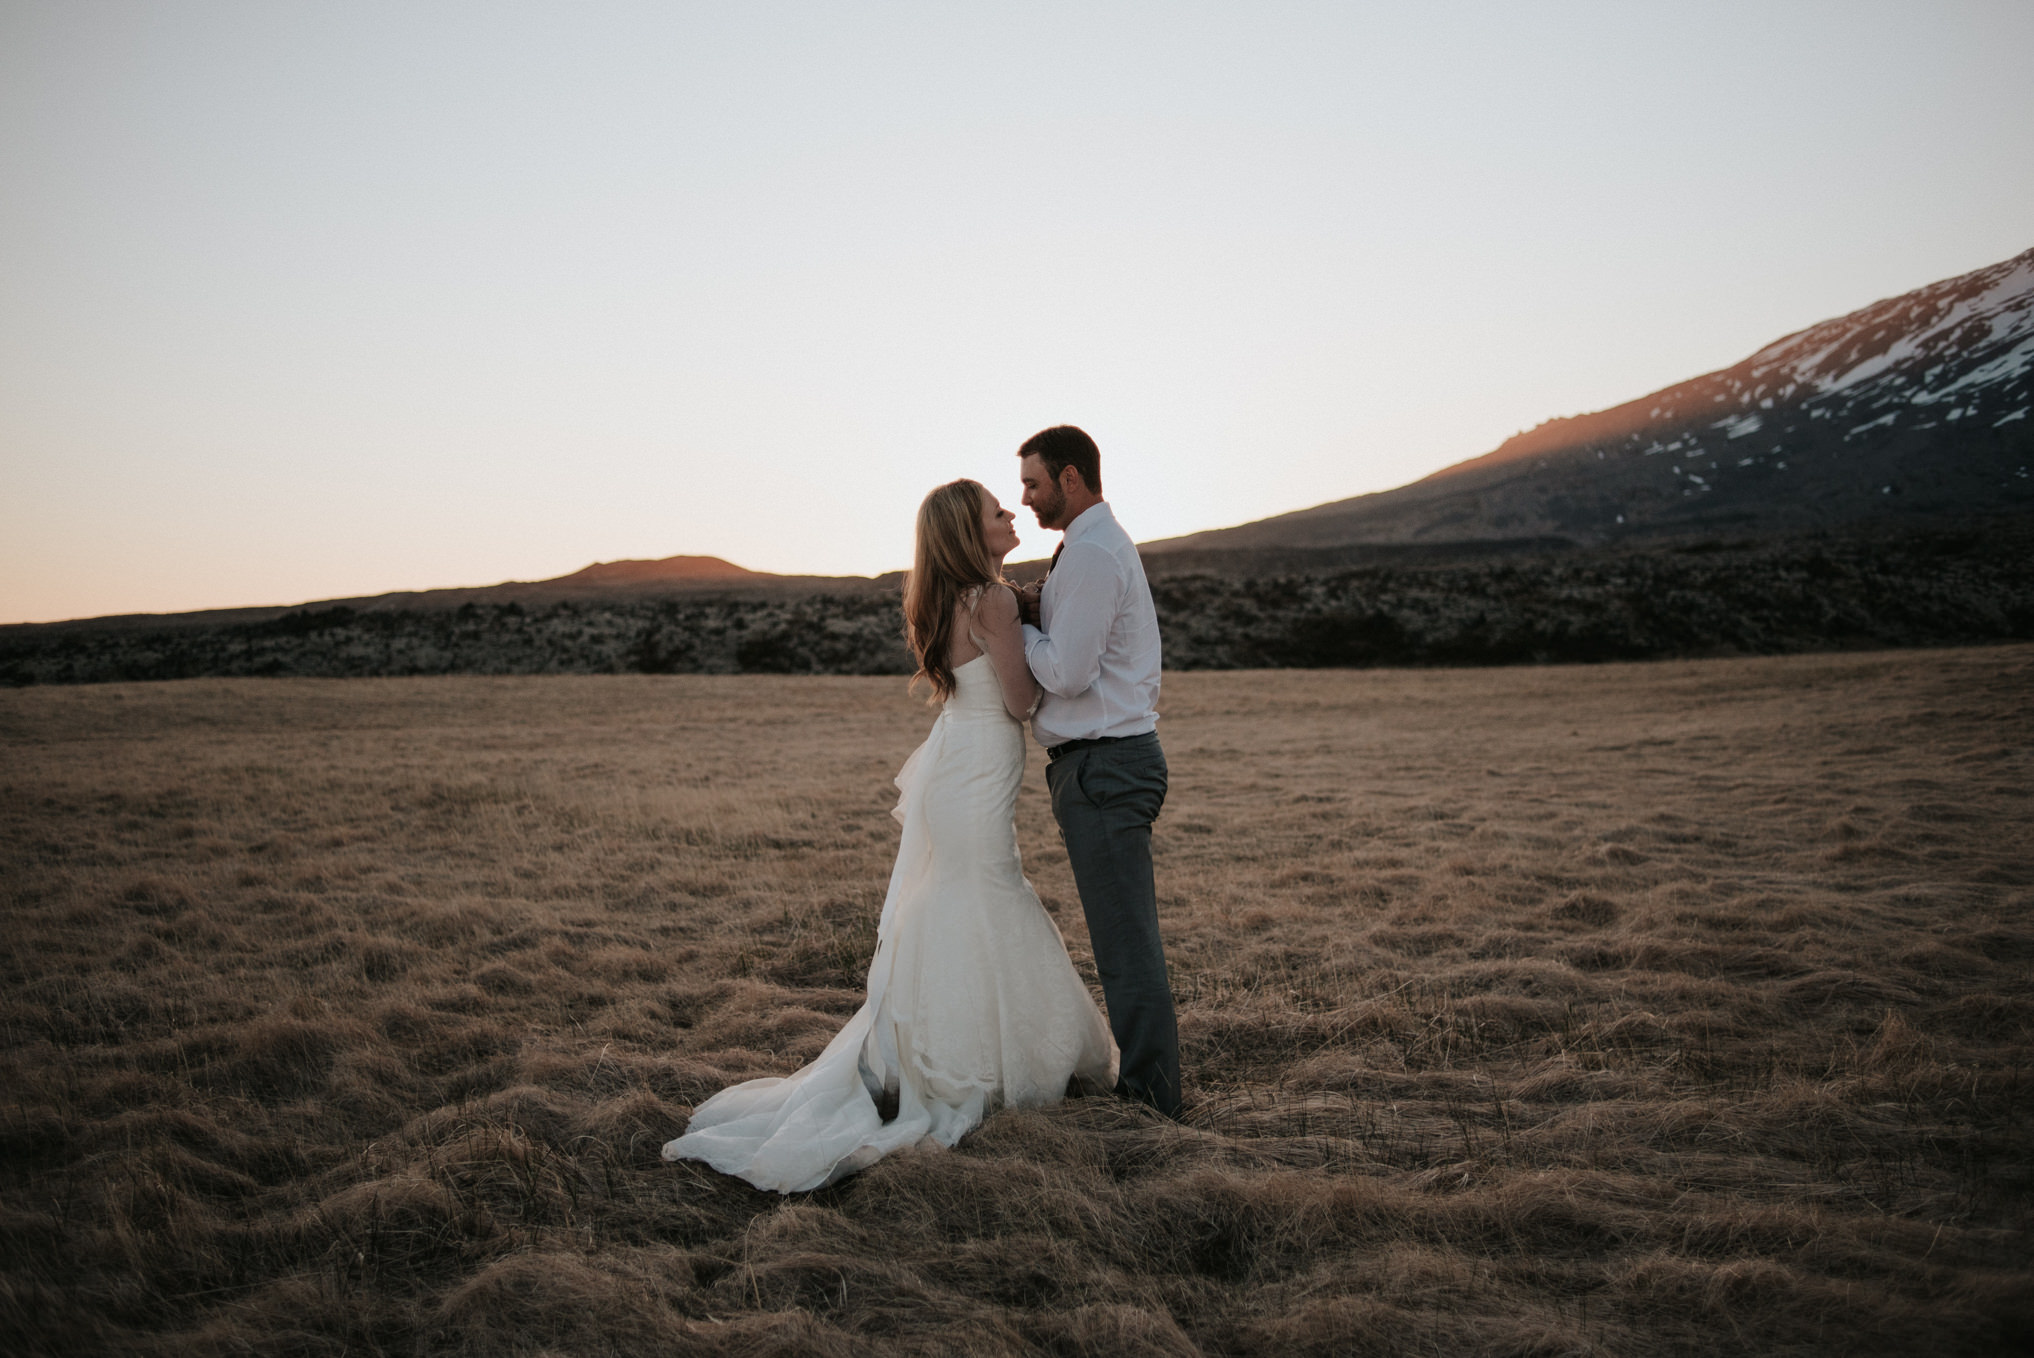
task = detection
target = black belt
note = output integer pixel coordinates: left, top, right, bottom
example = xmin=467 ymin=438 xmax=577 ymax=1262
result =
xmin=1046 ymin=733 xmax=1148 ymax=762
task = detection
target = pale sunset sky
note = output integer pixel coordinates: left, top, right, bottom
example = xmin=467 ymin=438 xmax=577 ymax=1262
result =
xmin=3 ymin=1 xmax=2031 ymax=622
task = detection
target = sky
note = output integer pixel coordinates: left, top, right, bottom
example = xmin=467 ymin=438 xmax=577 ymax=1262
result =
xmin=3 ymin=2 xmax=2031 ymax=623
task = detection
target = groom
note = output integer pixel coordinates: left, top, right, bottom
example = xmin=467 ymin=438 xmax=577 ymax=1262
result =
xmin=1014 ymin=425 xmax=1181 ymax=1119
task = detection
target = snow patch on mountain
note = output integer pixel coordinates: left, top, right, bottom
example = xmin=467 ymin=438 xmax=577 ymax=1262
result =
xmin=1740 ymin=251 xmax=2034 ymax=412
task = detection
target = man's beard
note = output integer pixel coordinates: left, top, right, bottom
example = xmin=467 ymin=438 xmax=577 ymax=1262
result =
xmin=1034 ymin=485 xmax=1067 ymax=529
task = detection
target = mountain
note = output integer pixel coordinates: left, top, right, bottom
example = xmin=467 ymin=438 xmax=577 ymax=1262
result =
xmin=1148 ymin=247 xmax=2034 ymax=562
xmin=12 ymin=249 xmax=2033 ymax=674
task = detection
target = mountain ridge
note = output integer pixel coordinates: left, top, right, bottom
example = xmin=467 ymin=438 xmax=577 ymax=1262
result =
xmin=1147 ymin=246 xmax=2034 ymax=557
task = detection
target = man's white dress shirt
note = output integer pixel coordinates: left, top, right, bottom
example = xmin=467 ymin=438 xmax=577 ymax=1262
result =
xmin=1021 ymin=501 xmax=1162 ymax=748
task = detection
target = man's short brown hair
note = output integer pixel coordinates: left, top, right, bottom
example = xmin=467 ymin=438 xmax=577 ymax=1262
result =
xmin=1018 ymin=425 xmax=1101 ymax=495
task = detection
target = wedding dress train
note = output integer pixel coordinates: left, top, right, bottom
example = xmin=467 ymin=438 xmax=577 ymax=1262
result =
xmin=661 ymin=651 xmax=1119 ymax=1192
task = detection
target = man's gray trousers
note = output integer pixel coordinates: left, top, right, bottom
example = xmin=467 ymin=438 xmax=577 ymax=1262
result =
xmin=1044 ymin=731 xmax=1180 ymax=1118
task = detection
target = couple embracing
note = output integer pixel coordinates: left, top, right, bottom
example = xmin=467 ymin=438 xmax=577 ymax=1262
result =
xmin=662 ymin=425 xmax=1179 ymax=1193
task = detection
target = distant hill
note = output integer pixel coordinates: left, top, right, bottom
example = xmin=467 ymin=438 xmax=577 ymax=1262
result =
xmin=9 ymin=554 xmax=883 ymax=638
xmin=548 ymin=554 xmax=759 ymax=585
xmin=7 ymin=514 xmax=2029 ymax=684
xmin=1148 ymin=247 xmax=2034 ymax=560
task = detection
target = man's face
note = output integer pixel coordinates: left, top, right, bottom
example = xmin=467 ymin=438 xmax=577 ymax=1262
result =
xmin=1018 ymin=454 xmax=1068 ymax=530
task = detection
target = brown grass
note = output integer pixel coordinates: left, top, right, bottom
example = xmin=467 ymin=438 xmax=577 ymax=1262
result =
xmin=2 ymin=649 xmax=2031 ymax=1356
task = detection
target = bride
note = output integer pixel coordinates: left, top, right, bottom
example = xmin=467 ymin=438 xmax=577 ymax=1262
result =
xmin=661 ymin=478 xmax=1119 ymax=1192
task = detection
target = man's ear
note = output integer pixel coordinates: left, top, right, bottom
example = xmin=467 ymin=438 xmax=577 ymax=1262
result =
xmin=1059 ymin=464 xmax=1085 ymax=495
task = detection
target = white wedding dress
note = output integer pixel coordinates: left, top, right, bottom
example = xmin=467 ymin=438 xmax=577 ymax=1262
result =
xmin=661 ymin=646 xmax=1119 ymax=1193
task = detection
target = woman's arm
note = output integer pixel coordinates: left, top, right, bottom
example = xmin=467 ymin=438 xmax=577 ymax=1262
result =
xmin=974 ymin=584 xmax=1041 ymax=721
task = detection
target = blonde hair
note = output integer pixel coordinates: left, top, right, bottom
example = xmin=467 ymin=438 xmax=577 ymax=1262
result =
xmin=904 ymin=479 xmax=1003 ymax=702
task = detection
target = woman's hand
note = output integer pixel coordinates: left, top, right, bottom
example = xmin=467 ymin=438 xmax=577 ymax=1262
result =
xmin=1015 ymin=580 xmax=1043 ymax=628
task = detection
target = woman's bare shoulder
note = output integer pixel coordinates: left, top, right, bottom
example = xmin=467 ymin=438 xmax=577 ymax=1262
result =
xmin=973 ymin=583 xmax=1020 ymax=626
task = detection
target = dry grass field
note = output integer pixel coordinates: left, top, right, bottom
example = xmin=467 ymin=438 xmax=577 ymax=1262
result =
xmin=3 ymin=648 xmax=2031 ymax=1356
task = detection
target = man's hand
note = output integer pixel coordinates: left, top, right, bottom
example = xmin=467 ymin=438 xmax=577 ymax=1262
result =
xmin=1015 ymin=579 xmax=1043 ymax=628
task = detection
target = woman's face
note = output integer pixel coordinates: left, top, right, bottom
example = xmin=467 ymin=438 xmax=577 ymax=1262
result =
xmin=980 ymin=490 xmax=1020 ymax=559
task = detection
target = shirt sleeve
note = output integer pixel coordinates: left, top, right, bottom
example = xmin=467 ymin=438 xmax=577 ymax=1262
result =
xmin=1022 ymin=541 xmax=1119 ymax=698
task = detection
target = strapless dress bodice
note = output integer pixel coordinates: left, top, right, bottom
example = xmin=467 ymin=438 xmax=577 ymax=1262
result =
xmin=942 ymin=652 xmax=1015 ymax=723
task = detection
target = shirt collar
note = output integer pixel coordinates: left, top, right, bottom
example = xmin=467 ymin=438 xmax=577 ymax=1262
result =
xmin=1061 ymin=500 xmax=1113 ymax=547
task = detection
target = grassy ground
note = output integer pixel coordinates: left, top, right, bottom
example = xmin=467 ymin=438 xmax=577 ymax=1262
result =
xmin=2 ymin=649 xmax=2030 ymax=1355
